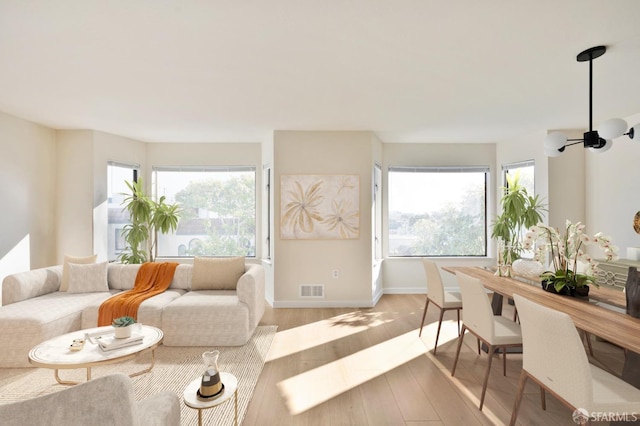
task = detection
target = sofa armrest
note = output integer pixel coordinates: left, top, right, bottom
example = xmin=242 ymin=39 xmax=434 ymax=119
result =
xmin=236 ymin=263 xmax=265 ymax=329
xmin=136 ymin=391 xmax=181 ymax=426
xmin=2 ymin=265 xmax=63 ymax=306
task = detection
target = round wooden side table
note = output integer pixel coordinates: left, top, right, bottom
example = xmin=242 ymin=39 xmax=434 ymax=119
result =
xmin=183 ymin=372 xmax=238 ymax=426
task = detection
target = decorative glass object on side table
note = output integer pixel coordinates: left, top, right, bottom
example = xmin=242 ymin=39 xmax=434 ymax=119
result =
xmin=183 ymin=351 xmax=238 ymax=426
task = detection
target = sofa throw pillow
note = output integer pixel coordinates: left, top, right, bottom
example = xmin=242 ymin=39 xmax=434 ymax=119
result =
xmin=192 ymin=256 xmax=245 ymax=290
xmin=61 ymin=254 xmax=98 ymax=291
xmin=66 ymin=261 xmax=109 ymax=293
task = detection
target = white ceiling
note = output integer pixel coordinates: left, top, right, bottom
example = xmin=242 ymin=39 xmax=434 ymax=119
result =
xmin=1 ymin=0 xmax=640 ymax=144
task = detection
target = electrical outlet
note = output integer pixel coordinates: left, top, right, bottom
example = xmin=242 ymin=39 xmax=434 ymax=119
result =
xmin=332 ymin=269 xmax=339 ymax=279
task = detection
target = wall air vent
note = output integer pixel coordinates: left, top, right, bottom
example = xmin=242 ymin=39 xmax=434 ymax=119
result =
xmin=300 ymin=284 xmax=324 ymax=298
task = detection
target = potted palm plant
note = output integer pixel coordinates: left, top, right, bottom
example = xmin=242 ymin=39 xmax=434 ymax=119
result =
xmin=117 ymin=179 xmax=181 ymax=264
xmin=491 ymin=173 xmax=546 ymax=275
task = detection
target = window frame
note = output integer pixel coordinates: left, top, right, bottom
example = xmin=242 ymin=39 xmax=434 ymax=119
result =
xmin=502 ymin=159 xmax=535 ymax=194
xmin=107 ymin=161 xmax=140 ymax=262
xmin=387 ymin=165 xmax=489 ymax=258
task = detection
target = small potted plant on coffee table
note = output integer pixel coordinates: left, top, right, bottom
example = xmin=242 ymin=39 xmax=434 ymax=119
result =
xmin=112 ymin=316 xmax=137 ymax=339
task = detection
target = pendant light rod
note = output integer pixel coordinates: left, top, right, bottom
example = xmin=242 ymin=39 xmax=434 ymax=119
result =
xmin=589 ymin=55 xmax=593 ymax=131
xmin=578 ymin=46 xmax=607 ymax=131
xmin=576 ymin=46 xmax=606 ymax=148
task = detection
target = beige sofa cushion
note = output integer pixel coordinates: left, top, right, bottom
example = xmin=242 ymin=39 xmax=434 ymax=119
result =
xmin=107 ymin=263 xmax=191 ymax=291
xmin=67 ymin=261 xmax=109 ymax=293
xmin=192 ymin=256 xmax=245 ymax=290
xmin=107 ymin=263 xmax=143 ymax=290
xmin=61 ymin=254 xmax=97 ymax=291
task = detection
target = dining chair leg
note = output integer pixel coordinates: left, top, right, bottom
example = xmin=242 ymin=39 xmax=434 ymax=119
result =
xmin=476 ymin=338 xmax=481 ymax=355
xmin=456 ymin=309 xmax=461 ymax=336
xmin=479 ymin=343 xmax=494 ymax=410
xmin=419 ymin=297 xmax=430 ymax=337
xmin=540 ymin=387 xmax=546 ymax=410
xmin=502 ymin=346 xmax=507 ymax=376
xmin=582 ymin=331 xmax=594 ymax=357
xmin=451 ymin=326 xmax=466 ymax=377
xmin=433 ymin=309 xmax=445 ymax=355
xmin=509 ymin=370 xmax=528 ymax=426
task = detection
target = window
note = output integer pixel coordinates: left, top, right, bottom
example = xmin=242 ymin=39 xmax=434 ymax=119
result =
xmin=153 ymin=166 xmax=256 ymax=257
xmin=107 ymin=161 xmax=139 ymax=261
xmin=264 ymin=167 xmax=271 ymax=259
xmin=502 ymin=160 xmax=536 ymax=252
xmin=374 ymin=164 xmax=382 ymax=260
xmin=503 ymin=160 xmax=534 ymax=195
xmin=388 ymin=166 xmax=488 ymax=257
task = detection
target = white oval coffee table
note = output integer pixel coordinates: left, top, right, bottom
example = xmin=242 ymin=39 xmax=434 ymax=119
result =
xmin=183 ymin=372 xmax=238 ymax=426
xmin=29 ymin=324 xmax=163 ymax=385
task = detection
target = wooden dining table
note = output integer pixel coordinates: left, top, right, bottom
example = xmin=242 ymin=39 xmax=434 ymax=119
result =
xmin=442 ymin=266 xmax=640 ymax=389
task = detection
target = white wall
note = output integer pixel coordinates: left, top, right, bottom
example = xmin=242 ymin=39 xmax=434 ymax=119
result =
xmin=586 ymin=113 xmax=640 ymax=258
xmin=0 ymin=111 xmax=57 ymax=290
xmin=56 ymin=130 xmax=95 ymax=260
xmin=548 ymin=129 xmax=586 ymax=230
xmin=273 ymin=131 xmax=376 ymax=307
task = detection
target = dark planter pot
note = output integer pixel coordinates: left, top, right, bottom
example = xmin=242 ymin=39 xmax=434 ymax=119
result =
xmin=542 ymin=281 xmax=569 ymax=295
xmin=573 ymin=285 xmax=590 ymax=298
xmin=541 ymin=281 xmax=589 ymax=298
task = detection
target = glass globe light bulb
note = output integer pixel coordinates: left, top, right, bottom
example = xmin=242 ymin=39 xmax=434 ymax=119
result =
xmin=599 ymin=118 xmax=628 ymax=139
xmin=544 ymin=132 xmax=567 ymax=150
xmin=588 ymin=139 xmax=612 ymax=153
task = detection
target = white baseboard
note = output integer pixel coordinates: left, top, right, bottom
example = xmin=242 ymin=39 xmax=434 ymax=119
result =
xmin=269 ymin=287 xmax=461 ymax=308
xmin=383 ymin=287 xmax=426 ymax=294
xmin=273 ymin=299 xmax=377 ymax=308
xmin=383 ymin=287 xmax=458 ymax=294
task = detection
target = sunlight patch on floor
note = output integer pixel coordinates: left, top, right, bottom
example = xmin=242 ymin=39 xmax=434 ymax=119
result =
xmin=423 ymin=331 xmax=507 ymax=426
xmin=417 ymin=319 xmax=461 ymax=352
xmin=266 ymin=310 xmax=394 ymax=362
xmin=276 ymin=323 xmax=459 ymax=415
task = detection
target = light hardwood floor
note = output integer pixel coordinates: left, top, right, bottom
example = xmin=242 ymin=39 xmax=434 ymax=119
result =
xmin=243 ymin=294 xmax=626 ymax=426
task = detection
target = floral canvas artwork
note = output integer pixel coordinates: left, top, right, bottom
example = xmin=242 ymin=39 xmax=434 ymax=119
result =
xmin=281 ymin=174 xmax=360 ymax=239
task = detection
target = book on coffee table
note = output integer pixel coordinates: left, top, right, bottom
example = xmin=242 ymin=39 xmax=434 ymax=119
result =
xmin=98 ymin=334 xmax=144 ymax=351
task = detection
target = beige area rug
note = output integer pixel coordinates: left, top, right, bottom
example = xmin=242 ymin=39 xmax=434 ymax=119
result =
xmin=0 ymin=325 xmax=276 ymax=426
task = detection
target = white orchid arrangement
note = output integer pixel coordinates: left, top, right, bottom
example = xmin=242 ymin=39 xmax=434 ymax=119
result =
xmin=523 ymin=220 xmax=618 ymax=293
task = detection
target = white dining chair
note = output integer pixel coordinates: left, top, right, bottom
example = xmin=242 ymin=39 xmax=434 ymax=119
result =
xmin=451 ymin=272 xmax=522 ymax=410
xmin=510 ymin=294 xmax=640 ymax=425
xmin=418 ymin=259 xmax=462 ymax=355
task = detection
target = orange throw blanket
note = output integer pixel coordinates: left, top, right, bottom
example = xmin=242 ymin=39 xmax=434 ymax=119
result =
xmin=97 ymin=262 xmax=179 ymax=326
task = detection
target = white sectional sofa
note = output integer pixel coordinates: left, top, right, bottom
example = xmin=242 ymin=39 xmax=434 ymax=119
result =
xmin=0 ymin=261 xmax=265 ymax=367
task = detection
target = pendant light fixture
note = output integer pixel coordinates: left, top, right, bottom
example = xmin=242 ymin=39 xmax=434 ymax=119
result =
xmin=544 ymin=45 xmax=638 ymax=157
